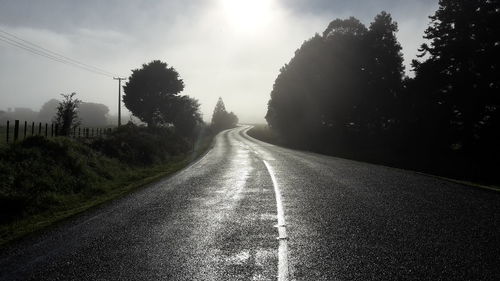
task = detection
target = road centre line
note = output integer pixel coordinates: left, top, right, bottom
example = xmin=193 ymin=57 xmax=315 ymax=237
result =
xmin=263 ymin=160 xmax=290 ymax=281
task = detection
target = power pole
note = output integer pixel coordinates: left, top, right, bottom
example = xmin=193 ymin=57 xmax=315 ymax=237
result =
xmin=113 ymin=77 xmax=126 ymax=126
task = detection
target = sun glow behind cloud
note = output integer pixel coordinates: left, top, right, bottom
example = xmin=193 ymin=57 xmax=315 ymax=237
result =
xmin=219 ymin=0 xmax=275 ymax=32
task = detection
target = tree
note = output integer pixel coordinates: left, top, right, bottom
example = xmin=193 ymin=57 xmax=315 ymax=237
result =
xmin=266 ymin=14 xmax=406 ymax=151
xmin=123 ymin=60 xmax=184 ymax=127
xmin=266 ymin=34 xmax=333 ymax=147
xmin=362 ymin=12 xmax=405 ymax=137
xmin=39 ymin=99 xmax=110 ymax=127
xmin=79 ymin=102 xmax=110 ymax=127
xmin=323 ymin=17 xmax=367 ymax=38
xmin=172 ymin=96 xmax=203 ymax=137
xmin=211 ymin=97 xmax=238 ymax=132
xmin=54 ymin=92 xmax=81 ymax=136
xmin=412 ymin=0 xmax=500 ymax=152
xmin=38 ymin=99 xmax=59 ymax=123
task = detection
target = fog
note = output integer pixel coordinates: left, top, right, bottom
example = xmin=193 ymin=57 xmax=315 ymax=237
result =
xmin=0 ymin=0 xmax=438 ymax=124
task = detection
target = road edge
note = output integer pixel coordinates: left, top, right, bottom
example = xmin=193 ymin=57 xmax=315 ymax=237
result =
xmin=243 ymin=125 xmax=500 ymax=193
xmin=0 ymin=134 xmax=216 ymax=248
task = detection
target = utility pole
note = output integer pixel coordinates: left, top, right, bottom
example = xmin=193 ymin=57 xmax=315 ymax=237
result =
xmin=113 ymin=77 xmax=126 ymax=126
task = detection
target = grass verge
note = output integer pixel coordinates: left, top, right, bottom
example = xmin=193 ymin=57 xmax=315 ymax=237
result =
xmin=247 ymin=125 xmax=500 ymax=191
xmin=0 ymin=130 xmax=213 ymax=247
xmin=246 ymin=124 xmax=281 ymax=145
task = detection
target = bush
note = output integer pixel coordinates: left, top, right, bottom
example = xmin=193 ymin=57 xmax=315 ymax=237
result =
xmin=0 ymin=136 xmax=121 ymax=223
xmin=0 ymin=123 xmax=199 ymax=225
xmin=92 ymin=123 xmax=191 ymax=165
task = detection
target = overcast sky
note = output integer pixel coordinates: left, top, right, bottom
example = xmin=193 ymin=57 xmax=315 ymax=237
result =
xmin=0 ymin=0 xmax=438 ymax=123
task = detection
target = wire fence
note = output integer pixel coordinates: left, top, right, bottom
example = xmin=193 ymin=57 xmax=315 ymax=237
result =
xmin=1 ymin=120 xmax=114 ymax=145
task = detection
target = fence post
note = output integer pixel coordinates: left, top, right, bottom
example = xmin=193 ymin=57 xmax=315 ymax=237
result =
xmin=38 ymin=122 xmax=42 ymax=135
xmin=55 ymin=124 xmax=59 ymax=136
xmin=14 ymin=120 xmax=19 ymax=142
xmin=6 ymin=121 xmax=9 ymax=143
xmin=51 ymin=124 xmax=54 ymax=137
xmin=45 ymin=123 xmax=48 ymax=137
xmin=78 ymin=127 xmax=81 ymax=137
xmin=31 ymin=122 xmax=35 ymax=135
xmin=23 ymin=121 xmax=27 ymax=139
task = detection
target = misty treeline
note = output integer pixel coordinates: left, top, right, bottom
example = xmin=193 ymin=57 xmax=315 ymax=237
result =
xmin=0 ymin=98 xmax=112 ymax=127
xmin=211 ymin=97 xmax=238 ymax=132
xmin=266 ymin=1 xmax=499 ymax=182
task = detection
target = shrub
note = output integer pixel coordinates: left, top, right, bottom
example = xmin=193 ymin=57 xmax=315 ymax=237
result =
xmin=91 ymin=123 xmax=191 ymax=165
xmin=0 ymin=136 xmax=120 ymax=223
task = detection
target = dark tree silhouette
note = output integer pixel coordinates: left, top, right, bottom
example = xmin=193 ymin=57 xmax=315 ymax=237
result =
xmin=264 ymin=6 xmax=499 ymax=183
xmin=401 ymin=0 xmax=500 ymax=181
xmin=54 ymin=93 xmax=81 ymax=136
xmin=123 ymin=60 xmax=184 ymax=127
xmin=412 ymin=0 xmax=500 ymax=153
xmin=211 ymin=97 xmax=238 ymax=132
xmin=266 ymin=13 xmax=405 ymax=151
xmin=266 ymin=34 xmax=328 ymax=146
xmin=171 ymin=96 xmax=203 ymax=137
xmin=363 ymin=11 xmax=405 ymax=136
xmin=323 ymin=17 xmax=367 ymax=37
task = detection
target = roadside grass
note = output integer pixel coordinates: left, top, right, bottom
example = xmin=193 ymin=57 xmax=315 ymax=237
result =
xmin=414 ymin=172 xmax=500 ymax=192
xmin=247 ymin=124 xmax=500 ymax=191
xmin=246 ymin=124 xmax=281 ymax=146
xmin=0 ymin=129 xmax=213 ymax=246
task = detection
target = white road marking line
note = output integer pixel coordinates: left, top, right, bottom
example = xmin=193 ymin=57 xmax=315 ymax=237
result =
xmin=263 ymin=160 xmax=290 ymax=281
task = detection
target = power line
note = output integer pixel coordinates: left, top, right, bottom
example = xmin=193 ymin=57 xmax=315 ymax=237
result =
xmin=0 ymin=33 xmax=114 ymax=77
xmin=0 ymin=28 xmax=116 ymax=77
xmin=0 ymin=34 xmax=112 ymax=77
xmin=0 ymin=29 xmax=116 ymax=76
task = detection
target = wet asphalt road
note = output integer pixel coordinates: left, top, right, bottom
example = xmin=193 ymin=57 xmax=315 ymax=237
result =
xmin=1 ymin=126 xmax=499 ymax=281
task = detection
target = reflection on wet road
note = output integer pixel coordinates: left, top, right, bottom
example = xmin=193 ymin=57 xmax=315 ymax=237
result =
xmin=1 ymin=126 xmax=499 ymax=280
